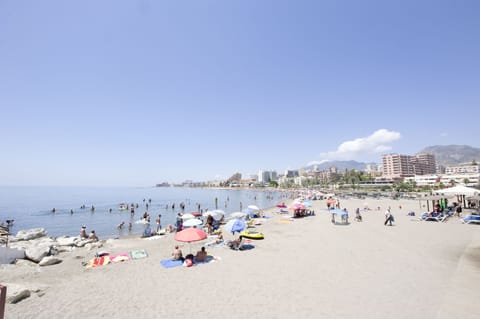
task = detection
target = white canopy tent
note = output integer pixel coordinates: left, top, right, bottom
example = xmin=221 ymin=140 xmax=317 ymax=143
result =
xmin=435 ymin=185 xmax=480 ymax=208
xmin=436 ymin=185 xmax=479 ymax=197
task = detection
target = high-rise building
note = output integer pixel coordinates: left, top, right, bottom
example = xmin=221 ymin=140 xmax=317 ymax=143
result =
xmin=257 ymin=170 xmax=278 ymax=183
xmin=413 ymin=153 xmax=437 ymax=175
xmin=382 ymin=154 xmax=415 ymax=179
xmin=382 ymin=153 xmax=436 ymax=180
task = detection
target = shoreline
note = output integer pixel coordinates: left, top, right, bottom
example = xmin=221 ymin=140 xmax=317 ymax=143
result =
xmin=3 ymin=197 xmax=480 ymax=319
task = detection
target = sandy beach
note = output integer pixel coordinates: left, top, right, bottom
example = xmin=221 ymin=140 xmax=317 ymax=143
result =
xmin=2 ymin=197 xmax=480 ymax=319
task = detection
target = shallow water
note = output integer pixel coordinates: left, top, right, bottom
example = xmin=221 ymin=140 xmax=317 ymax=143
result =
xmin=0 ymin=186 xmax=287 ymax=238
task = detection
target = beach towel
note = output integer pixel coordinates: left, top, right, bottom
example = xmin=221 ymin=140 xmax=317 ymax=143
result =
xmin=195 ymin=255 xmax=221 ymax=265
xmin=205 ymin=240 xmax=225 ymax=248
xmin=142 ymin=235 xmax=164 ymax=241
xmin=160 ymin=259 xmax=183 ymax=268
xmin=84 ymin=256 xmax=111 ymax=268
xmin=130 ymin=249 xmax=148 ymax=259
xmin=110 ymin=253 xmax=130 ymax=263
xmin=239 ymin=244 xmax=255 ymax=251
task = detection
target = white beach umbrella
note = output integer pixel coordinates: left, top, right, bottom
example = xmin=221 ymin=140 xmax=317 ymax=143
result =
xmin=181 ymin=213 xmax=196 ymax=220
xmin=247 ymin=205 xmax=260 ymax=211
xmin=182 ymin=218 xmax=203 ymax=227
xmin=203 ymin=210 xmax=225 ymax=221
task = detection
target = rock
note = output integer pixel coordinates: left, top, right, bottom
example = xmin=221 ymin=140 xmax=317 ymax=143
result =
xmin=0 ymin=247 xmax=26 ymax=264
xmin=14 ymin=228 xmax=47 ymax=241
xmin=25 ymin=245 xmax=51 ymax=263
xmin=56 ymin=236 xmax=78 ymax=246
xmin=57 ymin=246 xmax=74 ymax=253
xmin=75 ymin=239 xmax=94 ymax=247
xmin=30 ymin=237 xmax=56 ymax=246
xmin=7 ymin=289 xmax=31 ymax=304
xmin=8 ymin=240 xmax=32 ymax=251
xmin=38 ymin=256 xmax=62 ymax=266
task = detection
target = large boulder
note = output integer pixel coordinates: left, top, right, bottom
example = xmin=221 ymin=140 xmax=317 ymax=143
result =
xmin=15 ymin=228 xmax=47 ymax=241
xmin=56 ymin=236 xmax=79 ymax=246
xmin=25 ymin=245 xmax=51 ymax=263
xmin=75 ymin=238 xmax=94 ymax=247
xmin=0 ymin=247 xmax=26 ymax=264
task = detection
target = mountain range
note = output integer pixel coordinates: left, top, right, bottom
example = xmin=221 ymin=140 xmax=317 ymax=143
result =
xmin=304 ymin=145 xmax=480 ymax=171
xmin=419 ymin=145 xmax=480 ymax=166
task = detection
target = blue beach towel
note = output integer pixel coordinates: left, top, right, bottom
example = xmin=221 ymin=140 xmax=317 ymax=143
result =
xmin=239 ymin=244 xmax=255 ymax=251
xmin=160 ymin=259 xmax=183 ymax=268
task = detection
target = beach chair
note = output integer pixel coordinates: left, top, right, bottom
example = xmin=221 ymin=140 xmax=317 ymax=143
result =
xmin=423 ymin=214 xmax=448 ymax=222
xmin=462 ymin=215 xmax=480 ymax=224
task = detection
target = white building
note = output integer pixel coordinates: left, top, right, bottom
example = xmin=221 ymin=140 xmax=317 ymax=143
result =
xmin=257 ymin=170 xmax=278 ymax=184
xmin=445 ymin=164 xmax=480 ymax=175
xmin=404 ymin=173 xmax=479 ymax=187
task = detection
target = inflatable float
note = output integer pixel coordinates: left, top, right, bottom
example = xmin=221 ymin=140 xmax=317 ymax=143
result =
xmin=240 ymin=231 xmax=264 ymax=240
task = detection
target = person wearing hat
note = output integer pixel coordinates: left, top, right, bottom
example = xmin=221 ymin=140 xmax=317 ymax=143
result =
xmin=80 ymin=225 xmax=88 ymax=239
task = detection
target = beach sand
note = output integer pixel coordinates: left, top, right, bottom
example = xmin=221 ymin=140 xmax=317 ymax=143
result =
xmin=2 ymin=198 xmax=480 ymax=319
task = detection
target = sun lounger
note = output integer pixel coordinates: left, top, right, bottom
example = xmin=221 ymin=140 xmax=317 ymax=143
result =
xmin=423 ymin=215 xmax=448 ymax=222
xmin=462 ymin=215 xmax=480 ymax=224
xmin=420 ymin=212 xmax=448 ymax=222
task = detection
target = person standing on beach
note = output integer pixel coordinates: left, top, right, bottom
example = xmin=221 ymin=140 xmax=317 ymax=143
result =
xmin=384 ymin=207 xmax=394 ymax=226
xmin=156 ymin=214 xmax=162 ymax=232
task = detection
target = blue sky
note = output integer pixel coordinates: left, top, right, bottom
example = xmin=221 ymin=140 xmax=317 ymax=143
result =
xmin=1 ymin=0 xmax=479 ymax=186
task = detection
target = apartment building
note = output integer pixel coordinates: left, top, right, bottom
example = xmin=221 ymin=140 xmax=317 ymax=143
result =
xmin=382 ymin=153 xmax=436 ymax=180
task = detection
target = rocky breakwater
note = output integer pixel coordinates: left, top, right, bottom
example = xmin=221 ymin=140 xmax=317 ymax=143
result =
xmin=1 ymin=228 xmax=103 ymax=304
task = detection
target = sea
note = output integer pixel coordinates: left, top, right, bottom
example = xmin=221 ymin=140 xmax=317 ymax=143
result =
xmin=0 ymin=185 xmax=289 ymax=239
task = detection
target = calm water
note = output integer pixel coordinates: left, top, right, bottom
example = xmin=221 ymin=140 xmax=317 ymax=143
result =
xmin=0 ymin=186 xmax=288 ymax=239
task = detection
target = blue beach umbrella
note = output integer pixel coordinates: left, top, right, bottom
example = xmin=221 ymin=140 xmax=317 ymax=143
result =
xmin=224 ymin=219 xmax=246 ymax=234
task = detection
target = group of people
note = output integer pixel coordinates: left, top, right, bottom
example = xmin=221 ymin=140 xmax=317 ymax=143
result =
xmin=172 ymin=245 xmax=209 ymax=267
xmin=79 ymin=225 xmax=99 ymax=241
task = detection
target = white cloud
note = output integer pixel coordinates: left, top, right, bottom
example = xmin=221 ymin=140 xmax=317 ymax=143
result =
xmin=307 ymin=159 xmax=330 ymax=166
xmin=318 ymin=129 xmax=401 ymax=161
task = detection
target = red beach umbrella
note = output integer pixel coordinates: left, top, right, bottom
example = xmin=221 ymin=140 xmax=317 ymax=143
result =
xmin=174 ymin=227 xmax=207 ymax=243
xmin=174 ymin=227 xmax=207 ymax=253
